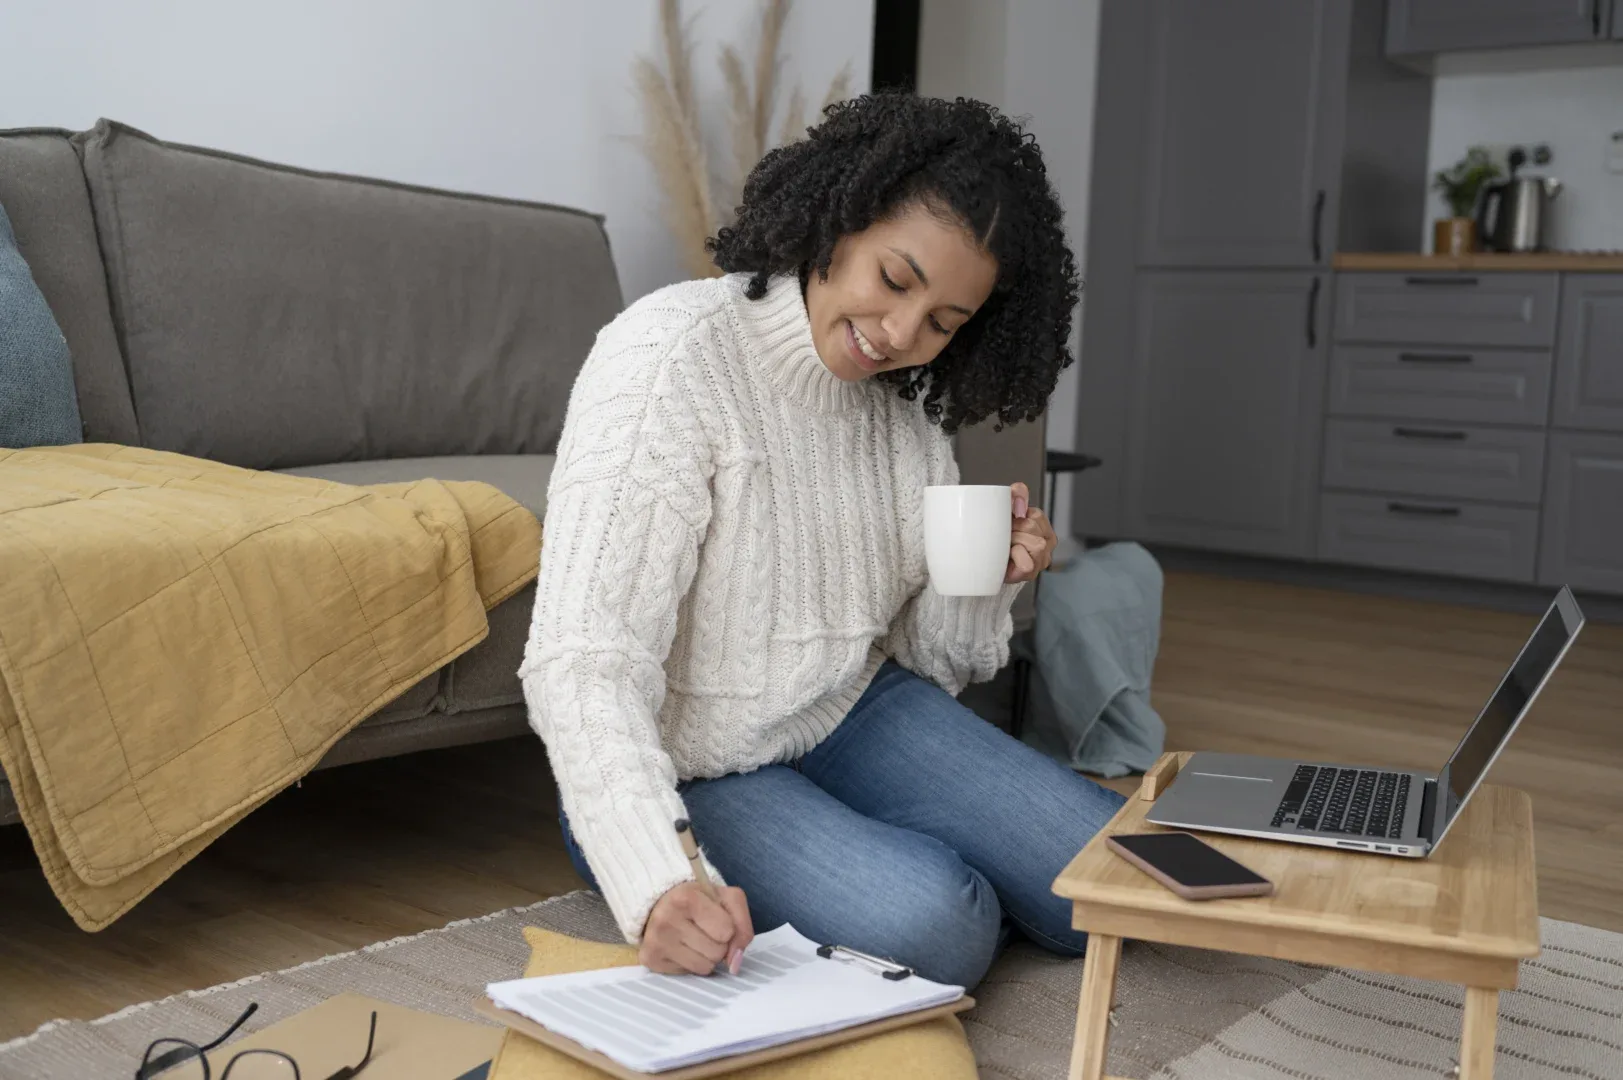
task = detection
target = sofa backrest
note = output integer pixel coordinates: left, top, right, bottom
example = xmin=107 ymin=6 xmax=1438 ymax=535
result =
xmin=0 ymin=128 xmax=141 ymax=445
xmin=72 ymin=120 xmax=623 ymax=469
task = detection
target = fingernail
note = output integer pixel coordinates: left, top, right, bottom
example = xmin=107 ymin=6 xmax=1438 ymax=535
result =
xmin=1014 ymin=496 xmax=1028 ymax=519
xmin=729 ymin=949 xmax=743 ymax=975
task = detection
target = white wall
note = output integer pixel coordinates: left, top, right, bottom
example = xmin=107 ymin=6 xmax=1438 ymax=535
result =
xmin=1426 ymin=59 xmax=1623 ymax=251
xmin=0 ymin=0 xmax=874 ymax=304
xmin=916 ymin=0 xmax=1102 ymax=538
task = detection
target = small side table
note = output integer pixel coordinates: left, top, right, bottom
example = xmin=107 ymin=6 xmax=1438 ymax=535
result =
xmin=1052 ymin=751 xmax=1540 ymax=1080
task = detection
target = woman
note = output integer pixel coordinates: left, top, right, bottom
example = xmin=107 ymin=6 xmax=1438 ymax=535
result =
xmin=521 ymin=92 xmax=1125 ymax=989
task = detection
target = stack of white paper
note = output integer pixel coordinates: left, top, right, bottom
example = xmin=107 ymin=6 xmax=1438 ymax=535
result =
xmin=486 ymin=924 xmax=964 ymax=1073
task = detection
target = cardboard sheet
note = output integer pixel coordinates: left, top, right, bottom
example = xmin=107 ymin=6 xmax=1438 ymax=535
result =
xmin=201 ymin=993 xmax=500 ymax=1079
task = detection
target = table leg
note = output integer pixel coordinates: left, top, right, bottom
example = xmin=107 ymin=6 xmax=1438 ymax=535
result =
xmin=1068 ymin=933 xmax=1122 ymax=1080
xmin=1459 ymin=987 xmax=1499 ymax=1079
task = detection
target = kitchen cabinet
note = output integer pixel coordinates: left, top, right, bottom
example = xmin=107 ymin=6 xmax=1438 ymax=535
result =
xmin=1075 ymin=0 xmax=1431 ymax=541
xmin=1538 ymin=432 xmax=1623 ymax=594
xmin=1327 ymin=345 xmax=1553 ymax=427
xmin=1122 ymin=272 xmax=1328 ymax=558
xmin=1321 ymin=418 xmax=1547 ymax=505
xmin=1323 ymin=269 xmax=1623 ymax=596
xmin=1552 ymin=274 xmax=1623 ymax=432
xmin=1385 ymin=0 xmax=1607 ymax=55
xmin=1136 ymin=1 xmax=1346 ymax=267
xmin=1333 ymin=272 xmax=1558 ymax=348
xmin=1319 ymin=493 xmax=1539 ymax=582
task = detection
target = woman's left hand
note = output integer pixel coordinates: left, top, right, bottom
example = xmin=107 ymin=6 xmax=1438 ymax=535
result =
xmin=1006 ymin=481 xmax=1057 ymax=584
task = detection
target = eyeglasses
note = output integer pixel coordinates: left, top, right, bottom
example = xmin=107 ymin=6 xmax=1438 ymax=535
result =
xmin=136 ymin=1002 xmax=377 ymax=1080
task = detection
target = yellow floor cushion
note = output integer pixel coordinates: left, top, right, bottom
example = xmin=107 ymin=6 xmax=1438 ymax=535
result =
xmin=488 ymin=926 xmax=978 ymax=1079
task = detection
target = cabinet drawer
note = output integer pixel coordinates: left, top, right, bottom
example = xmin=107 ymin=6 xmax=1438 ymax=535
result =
xmin=1333 ymin=273 xmax=1557 ymax=348
xmin=1317 ymin=493 xmax=1538 ymax=582
xmin=1322 ymin=419 xmax=1546 ymax=505
xmin=1328 ymin=345 xmax=1552 ymax=426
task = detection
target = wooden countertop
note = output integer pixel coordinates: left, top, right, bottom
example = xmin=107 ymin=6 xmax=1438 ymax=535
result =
xmin=1335 ymin=252 xmax=1623 ymax=272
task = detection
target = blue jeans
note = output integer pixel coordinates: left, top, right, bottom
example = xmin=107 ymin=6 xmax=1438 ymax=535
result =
xmin=559 ymin=661 xmax=1127 ymax=988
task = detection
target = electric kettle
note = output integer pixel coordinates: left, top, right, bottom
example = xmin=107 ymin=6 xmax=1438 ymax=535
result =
xmin=1475 ymin=176 xmax=1562 ymax=252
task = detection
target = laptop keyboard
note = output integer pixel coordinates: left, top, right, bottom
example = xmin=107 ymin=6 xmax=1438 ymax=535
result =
xmin=1269 ymin=765 xmax=1411 ymax=839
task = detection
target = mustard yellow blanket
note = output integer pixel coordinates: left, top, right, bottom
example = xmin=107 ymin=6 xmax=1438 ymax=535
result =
xmin=0 ymin=445 xmax=540 ymax=930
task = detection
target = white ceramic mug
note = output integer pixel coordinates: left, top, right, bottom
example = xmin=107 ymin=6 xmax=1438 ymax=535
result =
xmin=923 ymin=485 xmax=1011 ymax=596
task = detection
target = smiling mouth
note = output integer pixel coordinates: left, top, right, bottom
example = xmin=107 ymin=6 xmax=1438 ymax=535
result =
xmin=846 ymin=320 xmax=887 ymax=371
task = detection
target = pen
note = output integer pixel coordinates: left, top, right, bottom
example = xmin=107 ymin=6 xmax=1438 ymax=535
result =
xmin=674 ymin=817 xmax=718 ymax=901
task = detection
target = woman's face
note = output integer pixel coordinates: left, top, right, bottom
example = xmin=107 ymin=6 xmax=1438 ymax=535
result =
xmin=803 ymin=201 xmax=998 ymax=382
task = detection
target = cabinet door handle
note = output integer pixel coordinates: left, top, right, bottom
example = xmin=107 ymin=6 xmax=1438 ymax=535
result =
xmin=1593 ymin=0 xmax=1603 ymax=36
xmin=1404 ymin=275 xmax=1479 ymax=286
xmin=1398 ymin=351 xmax=1473 ymax=364
xmin=1306 ymin=277 xmax=1321 ymax=348
xmin=1311 ymin=190 xmax=1326 ymax=263
xmin=1393 ymin=426 xmax=1468 ymax=441
xmin=1387 ymin=501 xmax=1462 ymax=517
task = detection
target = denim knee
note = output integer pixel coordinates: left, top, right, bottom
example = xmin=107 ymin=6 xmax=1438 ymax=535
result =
xmin=846 ymin=852 xmax=1004 ymax=989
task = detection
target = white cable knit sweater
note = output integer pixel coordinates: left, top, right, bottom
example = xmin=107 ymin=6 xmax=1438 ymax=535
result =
xmin=520 ymin=272 xmax=1023 ymax=942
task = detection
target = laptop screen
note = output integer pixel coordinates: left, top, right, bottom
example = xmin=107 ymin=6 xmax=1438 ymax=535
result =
xmin=1439 ymin=593 xmax=1582 ymax=830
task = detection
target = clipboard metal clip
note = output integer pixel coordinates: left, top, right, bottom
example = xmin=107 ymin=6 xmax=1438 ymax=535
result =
xmin=815 ymin=943 xmax=914 ymax=981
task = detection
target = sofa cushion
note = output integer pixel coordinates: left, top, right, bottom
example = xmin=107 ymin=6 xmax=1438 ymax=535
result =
xmin=0 ymin=201 xmax=83 ymax=446
xmin=442 ymin=581 xmax=533 ymax=714
xmin=281 ymin=456 xmax=548 ymax=724
xmin=279 ymin=454 xmax=554 ymax=520
xmin=0 ymin=129 xmax=139 ymax=445
xmin=75 ymin=120 xmax=621 ymax=470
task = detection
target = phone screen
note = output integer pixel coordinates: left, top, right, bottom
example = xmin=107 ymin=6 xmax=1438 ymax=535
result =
xmin=1111 ymin=832 xmax=1269 ymax=887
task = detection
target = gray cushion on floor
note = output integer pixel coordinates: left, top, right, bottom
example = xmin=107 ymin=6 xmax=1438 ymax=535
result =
xmin=0 ymin=128 xmax=138 ymax=445
xmin=76 ymin=119 xmax=620 ymax=470
xmin=278 ymin=454 xmax=554 ymax=520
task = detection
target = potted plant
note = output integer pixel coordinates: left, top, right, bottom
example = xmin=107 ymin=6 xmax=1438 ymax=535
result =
xmin=1431 ymin=147 xmax=1502 ymax=255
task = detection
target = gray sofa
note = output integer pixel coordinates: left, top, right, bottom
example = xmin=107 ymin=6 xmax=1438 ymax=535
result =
xmin=0 ymin=119 xmax=624 ymax=825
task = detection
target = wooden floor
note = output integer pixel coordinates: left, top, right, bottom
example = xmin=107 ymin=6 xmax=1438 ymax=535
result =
xmin=1 ymin=572 xmax=1619 ymax=1041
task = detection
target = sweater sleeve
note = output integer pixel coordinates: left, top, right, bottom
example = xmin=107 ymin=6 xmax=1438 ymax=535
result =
xmin=519 ymin=328 xmax=723 ymax=944
xmin=880 ymin=424 xmax=1024 ymax=697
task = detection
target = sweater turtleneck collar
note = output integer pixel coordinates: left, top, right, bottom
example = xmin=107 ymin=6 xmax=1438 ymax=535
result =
xmin=726 ymin=273 xmax=872 ymax=413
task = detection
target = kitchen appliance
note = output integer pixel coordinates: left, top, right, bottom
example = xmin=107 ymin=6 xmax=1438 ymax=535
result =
xmin=1475 ymin=175 xmax=1562 ymax=252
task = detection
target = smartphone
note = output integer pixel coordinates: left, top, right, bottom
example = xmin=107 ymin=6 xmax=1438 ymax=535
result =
xmin=1106 ymin=832 xmax=1274 ymax=900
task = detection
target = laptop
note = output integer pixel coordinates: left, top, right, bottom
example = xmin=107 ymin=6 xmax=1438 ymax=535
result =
xmin=1147 ymin=586 xmax=1586 ymax=858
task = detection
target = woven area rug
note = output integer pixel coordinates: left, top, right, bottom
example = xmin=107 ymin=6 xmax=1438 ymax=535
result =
xmin=2 ymin=890 xmax=1619 ymax=1079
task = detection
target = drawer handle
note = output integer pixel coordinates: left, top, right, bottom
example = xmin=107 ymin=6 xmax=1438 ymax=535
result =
xmin=1306 ymin=277 xmax=1320 ymax=348
xmin=1398 ymin=351 xmax=1473 ymax=364
xmin=1311 ymin=190 xmax=1325 ymax=263
xmin=1387 ymin=501 xmax=1462 ymax=517
xmin=1393 ymin=426 xmax=1468 ymax=441
xmin=1403 ymin=275 xmax=1479 ymax=286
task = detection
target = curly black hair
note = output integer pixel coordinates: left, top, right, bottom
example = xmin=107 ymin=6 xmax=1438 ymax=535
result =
xmin=707 ymin=92 xmax=1080 ymax=434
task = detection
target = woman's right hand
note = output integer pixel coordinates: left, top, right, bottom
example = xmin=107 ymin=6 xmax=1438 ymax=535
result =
xmin=640 ymin=881 xmax=755 ymax=976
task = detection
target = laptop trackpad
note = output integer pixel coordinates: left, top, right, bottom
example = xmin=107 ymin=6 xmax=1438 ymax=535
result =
xmin=1156 ymin=767 xmax=1281 ymax=828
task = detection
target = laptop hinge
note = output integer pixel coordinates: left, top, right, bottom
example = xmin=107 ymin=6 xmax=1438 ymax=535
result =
xmin=1418 ymin=778 xmax=1438 ymax=843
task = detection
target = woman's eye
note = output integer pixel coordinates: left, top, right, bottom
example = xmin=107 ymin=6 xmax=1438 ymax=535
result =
xmin=930 ymin=317 xmax=952 ymax=335
xmin=880 ymin=268 xmax=906 ymax=293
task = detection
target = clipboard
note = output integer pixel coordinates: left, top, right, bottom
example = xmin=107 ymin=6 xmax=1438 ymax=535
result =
xmin=474 ymin=994 xmax=975 ymax=1079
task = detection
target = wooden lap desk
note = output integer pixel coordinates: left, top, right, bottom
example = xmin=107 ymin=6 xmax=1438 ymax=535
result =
xmin=1053 ymin=752 xmax=1539 ymax=1080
